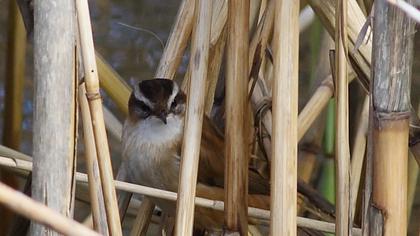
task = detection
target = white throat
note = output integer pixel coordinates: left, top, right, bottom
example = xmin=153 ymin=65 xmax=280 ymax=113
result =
xmin=123 ymin=114 xmax=184 ymax=146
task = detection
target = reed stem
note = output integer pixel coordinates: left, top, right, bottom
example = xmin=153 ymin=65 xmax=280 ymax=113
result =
xmin=75 ymin=0 xmax=122 ymax=234
xmin=270 ymin=0 xmax=300 ymax=235
xmin=174 ymin=0 xmax=212 ymax=234
xmin=0 ymin=182 xmax=100 ymax=236
xmin=225 ymin=0 xmax=250 ymax=233
xmin=79 ymin=83 xmax=109 ymax=235
xmin=334 ymin=0 xmax=351 ymax=234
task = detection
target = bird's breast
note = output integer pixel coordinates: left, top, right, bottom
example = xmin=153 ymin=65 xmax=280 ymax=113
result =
xmin=121 ymin=119 xmax=183 ymax=191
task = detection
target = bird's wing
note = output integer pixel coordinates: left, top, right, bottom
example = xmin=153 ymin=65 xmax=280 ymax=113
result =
xmin=198 ymin=116 xmax=270 ymax=195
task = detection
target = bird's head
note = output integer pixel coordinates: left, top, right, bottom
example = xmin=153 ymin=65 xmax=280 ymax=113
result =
xmin=128 ymin=78 xmax=186 ymax=125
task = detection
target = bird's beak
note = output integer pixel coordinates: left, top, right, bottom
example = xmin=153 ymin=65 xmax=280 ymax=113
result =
xmin=158 ymin=113 xmax=167 ymax=124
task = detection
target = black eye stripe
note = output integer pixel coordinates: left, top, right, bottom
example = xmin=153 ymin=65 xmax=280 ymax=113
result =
xmin=136 ymin=100 xmax=151 ymax=112
xmin=171 ymin=99 xmax=177 ymax=109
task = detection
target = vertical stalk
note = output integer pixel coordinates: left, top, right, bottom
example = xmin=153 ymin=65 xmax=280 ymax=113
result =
xmin=370 ymin=0 xmax=415 ymax=235
xmin=174 ymin=0 xmax=212 ymax=234
xmin=79 ymin=84 xmax=109 ymax=235
xmin=225 ymin=0 xmax=249 ymax=234
xmin=270 ymin=0 xmax=299 ymax=235
xmin=335 ymin=0 xmax=351 ymax=234
xmin=75 ymin=0 xmax=122 ymax=235
xmin=31 ymin=0 xmax=76 ymax=234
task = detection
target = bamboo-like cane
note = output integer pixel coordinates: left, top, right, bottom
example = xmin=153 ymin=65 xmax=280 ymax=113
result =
xmin=225 ymin=0 xmax=250 ymax=234
xmin=174 ymin=0 xmax=212 ymax=235
xmin=79 ymin=83 xmax=109 ymax=235
xmin=270 ymin=0 xmax=299 ymax=235
xmin=130 ymin=198 xmax=154 ymax=236
xmin=350 ymin=96 xmax=369 ymax=225
xmin=0 ymin=154 xmax=363 ymax=235
xmin=370 ymin=0 xmax=415 ymax=234
xmin=155 ymin=0 xmax=195 ymax=79
xmin=335 ymin=0 xmax=351 ymax=235
xmin=0 ymin=182 xmax=100 ymax=236
xmin=96 ymin=52 xmax=131 ymax=116
xmin=75 ymin=0 xmax=122 ymax=235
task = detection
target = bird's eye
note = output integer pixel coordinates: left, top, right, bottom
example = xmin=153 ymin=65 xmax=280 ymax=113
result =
xmin=170 ymin=100 xmax=177 ymax=110
xmin=136 ymin=101 xmax=151 ymax=117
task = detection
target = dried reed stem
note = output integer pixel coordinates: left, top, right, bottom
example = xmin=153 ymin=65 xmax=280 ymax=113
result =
xmin=350 ymin=96 xmax=369 ymax=225
xmin=96 ymin=52 xmax=131 ymax=116
xmin=75 ymin=0 xmax=122 ymax=234
xmin=32 ymin=0 xmax=76 ymax=234
xmin=155 ymin=0 xmax=195 ymax=79
xmin=79 ymin=83 xmax=109 ymax=235
xmin=0 ymin=182 xmax=100 ymax=236
xmin=129 ymin=198 xmax=154 ymax=236
xmin=370 ymin=0 xmax=415 ymax=234
xmin=335 ymin=0 xmax=351 ymax=235
xmin=270 ymin=0 xmax=299 ymax=235
xmin=225 ymin=0 xmax=250 ymax=233
xmin=181 ymin=0 xmax=227 ymax=111
xmin=0 ymin=154 xmax=364 ymax=235
xmin=174 ymin=0 xmax=212 ymax=234
xmin=299 ymin=77 xmax=334 ymax=140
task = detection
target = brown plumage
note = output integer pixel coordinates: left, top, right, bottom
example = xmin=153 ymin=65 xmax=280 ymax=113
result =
xmin=117 ymin=79 xmax=270 ymax=232
xmin=117 ymin=79 xmax=333 ymax=233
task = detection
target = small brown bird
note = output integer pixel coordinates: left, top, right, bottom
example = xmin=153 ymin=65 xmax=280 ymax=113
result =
xmin=116 ymin=79 xmax=334 ymax=234
xmin=116 ymin=78 xmax=270 ymax=233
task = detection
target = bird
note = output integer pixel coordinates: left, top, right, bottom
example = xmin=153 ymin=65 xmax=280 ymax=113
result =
xmin=116 ymin=78 xmax=271 ymax=233
xmin=116 ymin=78 xmax=334 ymax=234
